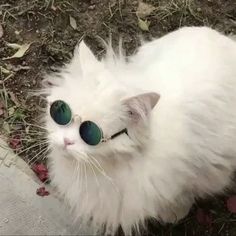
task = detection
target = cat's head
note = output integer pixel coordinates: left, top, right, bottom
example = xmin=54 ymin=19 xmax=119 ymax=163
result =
xmin=44 ymin=41 xmax=160 ymax=163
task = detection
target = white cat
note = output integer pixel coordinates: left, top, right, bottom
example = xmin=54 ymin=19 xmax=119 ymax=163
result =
xmin=43 ymin=27 xmax=236 ymax=235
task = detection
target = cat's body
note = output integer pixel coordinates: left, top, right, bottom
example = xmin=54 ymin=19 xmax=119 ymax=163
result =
xmin=44 ymin=27 xmax=236 ymax=235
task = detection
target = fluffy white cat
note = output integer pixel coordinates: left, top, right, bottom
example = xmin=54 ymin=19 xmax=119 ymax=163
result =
xmin=43 ymin=26 xmax=236 ymax=235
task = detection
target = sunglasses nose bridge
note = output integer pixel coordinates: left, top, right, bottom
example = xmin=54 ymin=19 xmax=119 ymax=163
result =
xmin=73 ymin=114 xmax=82 ymax=123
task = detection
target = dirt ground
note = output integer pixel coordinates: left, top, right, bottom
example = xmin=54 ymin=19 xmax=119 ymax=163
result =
xmin=1 ymin=0 xmax=236 ymax=235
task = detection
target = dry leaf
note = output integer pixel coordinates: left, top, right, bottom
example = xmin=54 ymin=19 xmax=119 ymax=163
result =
xmin=69 ymin=16 xmax=77 ymax=30
xmin=136 ymin=1 xmax=156 ymax=18
xmin=138 ymin=18 xmax=150 ymax=31
xmin=8 ymin=107 xmax=15 ymax=116
xmin=0 ymin=66 xmax=11 ymax=74
xmin=4 ymin=43 xmax=31 ymax=60
xmin=0 ymin=24 xmax=3 ymax=38
xmin=6 ymin=43 xmax=22 ymax=49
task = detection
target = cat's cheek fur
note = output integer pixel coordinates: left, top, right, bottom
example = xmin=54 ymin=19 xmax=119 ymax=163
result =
xmin=45 ymin=26 xmax=236 ymax=235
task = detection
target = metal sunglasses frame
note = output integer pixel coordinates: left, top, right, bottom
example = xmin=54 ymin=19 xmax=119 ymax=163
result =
xmin=50 ymin=101 xmax=128 ymax=145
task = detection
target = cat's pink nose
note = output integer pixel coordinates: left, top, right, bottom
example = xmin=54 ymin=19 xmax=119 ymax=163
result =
xmin=63 ymin=138 xmax=75 ymax=147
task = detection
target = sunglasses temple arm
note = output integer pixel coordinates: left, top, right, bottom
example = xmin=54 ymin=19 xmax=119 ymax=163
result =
xmin=110 ymin=128 xmax=128 ymax=140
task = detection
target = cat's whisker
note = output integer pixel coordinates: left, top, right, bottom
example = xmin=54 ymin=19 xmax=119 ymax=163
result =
xmin=72 ymin=160 xmax=79 ymax=182
xmin=5 ymin=122 xmax=48 ymax=131
xmin=88 ymin=155 xmax=106 ymax=175
xmin=28 ymin=146 xmax=49 ymax=165
xmin=78 ymin=160 xmax=84 ymax=201
xmin=16 ymin=141 xmax=49 ymax=156
xmin=87 ymin=159 xmax=100 ymax=189
xmin=83 ymin=161 xmax=89 ymax=207
xmin=5 ymin=129 xmax=47 ymax=135
xmin=89 ymin=155 xmax=114 ymax=183
xmin=88 ymin=156 xmax=119 ymax=193
xmin=23 ymin=123 xmax=48 ymax=130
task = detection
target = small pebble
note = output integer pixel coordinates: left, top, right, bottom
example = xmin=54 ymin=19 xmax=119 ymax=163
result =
xmin=88 ymin=5 xmax=95 ymax=10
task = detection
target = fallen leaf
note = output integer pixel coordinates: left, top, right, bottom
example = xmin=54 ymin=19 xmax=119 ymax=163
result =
xmin=9 ymin=134 xmax=22 ymax=150
xmin=32 ymin=163 xmax=49 ymax=183
xmin=196 ymin=208 xmax=212 ymax=226
xmin=4 ymin=43 xmax=31 ymax=60
xmin=69 ymin=16 xmax=77 ymax=30
xmin=138 ymin=18 xmax=150 ymax=31
xmin=8 ymin=107 xmax=15 ymax=116
xmin=6 ymin=43 xmax=22 ymax=49
xmin=136 ymin=1 xmax=156 ymax=18
xmin=36 ymin=187 xmax=50 ymax=197
xmin=0 ymin=66 xmax=11 ymax=74
xmin=226 ymin=196 xmax=236 ymax=213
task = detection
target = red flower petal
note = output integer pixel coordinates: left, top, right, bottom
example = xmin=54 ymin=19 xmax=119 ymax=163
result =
xmin=196 ymin=208 xmax=212 ymax=226
xmin=32 ymin=163 xmax=49 ymax=183
xmin=9 ymin=135 xmax=22 ymax=150
xmin=226 ymin=196 xmax=236 ymax=213
xmin=36 ymin=187 xmax=50 ymax=197
xmin=32 ymin=163 xmax=48 ymax=173
xmin=38 ymin=172 xmax=49 ymax=182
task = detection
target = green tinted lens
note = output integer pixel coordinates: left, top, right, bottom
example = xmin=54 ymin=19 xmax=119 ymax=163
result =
xmin=50 ymin=100 xmax=72 ymax=125
xmin=79 ymin=121 xmax=102 ymax=146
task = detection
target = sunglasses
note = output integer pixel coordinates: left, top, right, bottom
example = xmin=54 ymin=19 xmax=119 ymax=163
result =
xmin=50 ymin=100 xmax=128 ymax=146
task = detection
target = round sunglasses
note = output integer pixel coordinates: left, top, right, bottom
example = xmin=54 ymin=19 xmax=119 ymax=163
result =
xmin=50 ymin=100 xmax=128 ymax=146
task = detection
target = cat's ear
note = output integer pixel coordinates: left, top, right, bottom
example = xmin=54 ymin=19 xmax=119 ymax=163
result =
xmin=122 ymin=92 xmax=160 ymax=122
xmin=77 ymin=40 xmax=101 ymax=75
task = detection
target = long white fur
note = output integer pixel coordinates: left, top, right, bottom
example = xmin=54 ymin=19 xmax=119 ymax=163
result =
xmin=44 ymin=27 xmax=236 ymax=235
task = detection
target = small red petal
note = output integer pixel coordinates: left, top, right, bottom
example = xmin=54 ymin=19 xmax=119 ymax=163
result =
xmin=38 ymin=172 xmax=49 ymax=182
xmin=196 ymin=208 xmax=212 ymax=226
xmin=32 ymin=163 xmax=49 ymax=182
xmin=36 ymin=187 xmax=50 ymax=197
xmin=9 ymin=135 xmax=22 ymax=150
xmin=226 ymin=196 xmax=236 ymax=213
xmin=32 ymin=163 xmax=48 ymax=174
